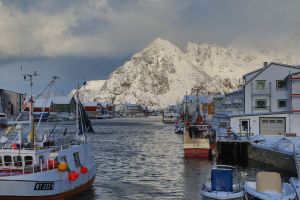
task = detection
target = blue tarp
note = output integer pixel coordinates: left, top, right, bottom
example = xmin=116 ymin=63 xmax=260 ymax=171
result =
xmin=211 ymin=168 xmax=233 ymax=192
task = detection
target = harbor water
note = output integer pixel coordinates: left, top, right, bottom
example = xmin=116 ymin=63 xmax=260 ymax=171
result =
xmin=55 ymin=117 xmax=293 ymax=200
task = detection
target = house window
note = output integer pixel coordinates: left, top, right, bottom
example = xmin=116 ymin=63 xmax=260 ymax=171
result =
xmin=276 ymin=80 xmax=286 ymax=90
xmin=256 ymin=80 xmax=266 ymax=90
xmin=278 ymin=100 xmax=287 ymax=108
xmin=256 ymin=99 xmax=267 ymax=109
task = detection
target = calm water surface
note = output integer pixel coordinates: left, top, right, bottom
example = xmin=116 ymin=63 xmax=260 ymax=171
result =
xmin=66 ymin=117 xmax=293 ymax=200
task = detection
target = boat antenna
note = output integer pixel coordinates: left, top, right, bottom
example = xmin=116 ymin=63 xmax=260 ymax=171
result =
xmin=23 ymin=71 xmax=39 ymax=148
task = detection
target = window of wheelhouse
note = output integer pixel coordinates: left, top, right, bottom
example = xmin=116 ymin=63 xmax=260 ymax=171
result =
xmin=4 ymin=156 xmax=12 ymax=166
xmin=38 ymin=155 xmax=44 ymax=164
xmin=73 ymin=152 xmax=81 ymax=168
xmin=13 ymin=156 xmax=22 ymax=167
xmin=24 ymin=156 xmax=33 ymax=166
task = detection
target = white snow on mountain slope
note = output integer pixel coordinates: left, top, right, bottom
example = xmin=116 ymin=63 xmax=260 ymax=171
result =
xmin=75 ymin=38 xmax=299 ymax=107
xmin=70 ymin=80 xmax=106 ymax=102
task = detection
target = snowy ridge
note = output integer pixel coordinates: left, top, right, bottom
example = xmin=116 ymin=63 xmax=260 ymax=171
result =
xmin=76 ymin=38 xmax=300 ymax=107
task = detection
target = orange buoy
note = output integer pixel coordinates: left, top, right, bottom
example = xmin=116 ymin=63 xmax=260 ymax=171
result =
xmin=80 ymin=166 xmax=88 ymax=174
xmin=48 ymin=160 xmax=58 ymax=169
xmin=68 ymin=171 xmax=79 ymax=181
xmin=58 ymin=162 xmax=68 ymax=172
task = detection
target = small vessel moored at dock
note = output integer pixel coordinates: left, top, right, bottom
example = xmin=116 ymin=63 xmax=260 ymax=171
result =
xmin=0 ymin=74 xmax=97 ymax=199
xmin=244 ymin=172 xmax=296 ymax=200
xmin=184 ymin=123 xmax=213 ymax=158
xmin=200 ymin=165 xmax=244 ymax=200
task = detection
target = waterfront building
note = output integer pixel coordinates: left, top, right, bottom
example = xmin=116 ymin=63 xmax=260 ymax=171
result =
xmin=0 ymin=89 xmax=25 ymax=116
xmin=229 ymin=62 xmax=300 ymax=136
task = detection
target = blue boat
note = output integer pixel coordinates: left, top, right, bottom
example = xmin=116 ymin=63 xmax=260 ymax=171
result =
xmin=200 ymin=165 xmax=244 ymax=200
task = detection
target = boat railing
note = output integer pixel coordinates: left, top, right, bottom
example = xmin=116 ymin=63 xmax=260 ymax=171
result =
xmin=0 ymin=156 xmax=61 ymax=176
xmin=0 ymin=138 xmax=84 ymax=152
xmin=217 ymin=132 xmax=253 ymax=142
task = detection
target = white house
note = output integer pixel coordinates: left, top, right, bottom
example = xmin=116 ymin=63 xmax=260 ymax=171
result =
xmin=230 ymin=62 xmax=300 ymax=136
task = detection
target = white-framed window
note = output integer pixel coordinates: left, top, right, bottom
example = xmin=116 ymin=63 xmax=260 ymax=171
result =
xmin=256 ymin=80 xmax=266 ymax=90
xmin=278 ymin=99 xmax=287 ymax=108
xmin=256 ymin=99 xmax=267 ymax=109
xmin=276 ymin=80 xmax=286 ymax=90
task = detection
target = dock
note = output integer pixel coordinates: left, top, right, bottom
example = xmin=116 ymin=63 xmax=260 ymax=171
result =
xmin=216 ymin=133 xmax=250 ymax=166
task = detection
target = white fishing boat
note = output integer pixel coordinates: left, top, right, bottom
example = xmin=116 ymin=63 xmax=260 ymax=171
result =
xmin=200 ymin=165 xmax=244 ymax=200
xmin=244 ymin=172 xmax=296 ymax=200
xmin=0 ymin=73 xmax=97 ymax=199
xmin=162 ymin=106 xmax=177 ymax=123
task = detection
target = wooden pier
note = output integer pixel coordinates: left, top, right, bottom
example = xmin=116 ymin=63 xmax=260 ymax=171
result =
xmin=216 ymin=135 xmax=250 ymax=167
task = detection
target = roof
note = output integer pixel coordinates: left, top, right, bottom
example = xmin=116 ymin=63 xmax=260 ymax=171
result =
xmin=83 ymin=102 xmax=98 ymax=107
xmin=182 ymin=95 xmax=212 ymax=103
xmin=244 ymin=62 xmax=300 ymax=86
xmin=98 ymin=102 xmax=114 ymax=107
xmin=225 ymin=88 xmax=244 ymax=97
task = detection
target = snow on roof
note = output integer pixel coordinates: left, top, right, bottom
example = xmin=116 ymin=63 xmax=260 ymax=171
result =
xmin=98 ymin=102 xmax=114 ymax=107
xmin=83 ymin=101 xmax=98 ymax=107
xmin=182 ymin=95 xmax=213 ymax=104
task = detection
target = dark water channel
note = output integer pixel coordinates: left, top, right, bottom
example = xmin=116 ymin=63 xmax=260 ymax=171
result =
xmin=63 ymin=117 xmax=293 ymax=200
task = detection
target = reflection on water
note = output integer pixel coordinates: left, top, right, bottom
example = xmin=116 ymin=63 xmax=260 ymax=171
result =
xmin=67 ymin=117 xmax=293 ymax=200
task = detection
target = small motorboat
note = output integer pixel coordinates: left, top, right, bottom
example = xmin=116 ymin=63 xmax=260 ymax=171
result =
xmin=200 ymin=165 xmax=244 ymax=200
xmin=244 ymin=172 xmax=296 ymax=200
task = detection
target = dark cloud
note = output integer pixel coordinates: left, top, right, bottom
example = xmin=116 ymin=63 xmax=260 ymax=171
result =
xmin=0 ymin=56 xmax=129 ymax=94
xmin=1 ymin=0 xmax=300 ymax=93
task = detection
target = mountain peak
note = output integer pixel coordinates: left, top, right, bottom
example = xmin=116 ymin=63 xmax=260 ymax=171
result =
xmin=145 ymin=38 xmax=181 ymax=53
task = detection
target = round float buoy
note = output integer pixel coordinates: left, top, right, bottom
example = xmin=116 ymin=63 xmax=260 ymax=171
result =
xmin=68 ymin=171 xmax=79 ymax=181
xmin=11 ymin=143 xmax=20 ymax=150
xmin=58 ymin=162 xmax=68 ymax=172
xmin=80 ymin=166 xmax=88 ymax=174
xmin=48 ymin=160 xmax=58 ymax=169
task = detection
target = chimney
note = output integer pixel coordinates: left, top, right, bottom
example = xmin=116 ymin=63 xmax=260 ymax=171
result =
xmin=264 ymin=62 xmax=268 ymax=67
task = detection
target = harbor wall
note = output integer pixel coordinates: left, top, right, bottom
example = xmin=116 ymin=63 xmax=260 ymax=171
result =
xmin=248 ymin=144 xmax=297 ymax=174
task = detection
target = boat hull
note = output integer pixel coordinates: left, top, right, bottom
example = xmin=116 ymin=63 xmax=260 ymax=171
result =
xmin=244 ymin=182 xmax=296 ymax=200
xmin=184 ymin=148 xmax=210 ymax=158
xmin=0 ymin=176 xmax=95 ymax=200
xmin=201 ymin=190 xmax=244 ymax=200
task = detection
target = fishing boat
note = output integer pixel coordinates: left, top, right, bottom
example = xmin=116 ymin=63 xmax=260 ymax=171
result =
xmin=244 ymin=172 xmax=296 ymax=200
xmin=0 ymin=73 xmax=97 ymax=199
xmin=200 ymin=165 xmax=244 ymax=200
xmin=162 ymin=106 xmax=177 ymax=123
xmin=183 ymin=90 xmax=214 ymax=158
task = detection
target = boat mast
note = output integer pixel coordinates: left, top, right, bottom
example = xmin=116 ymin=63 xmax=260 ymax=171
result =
xmin=23 ymin=71 xmax=38 ymax=148
xmin=76 ymin=84 xmax=80 ymax=136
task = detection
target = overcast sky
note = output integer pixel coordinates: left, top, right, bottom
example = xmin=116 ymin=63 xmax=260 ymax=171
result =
xmin=1 ymin=0 xmax=300 ymax=95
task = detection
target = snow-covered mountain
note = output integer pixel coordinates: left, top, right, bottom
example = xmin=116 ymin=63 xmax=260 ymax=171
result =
xmin=77 ymin=38 xmax=299 ymax=107
xmin=70 ymin=80 xmax=106 ymax=102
